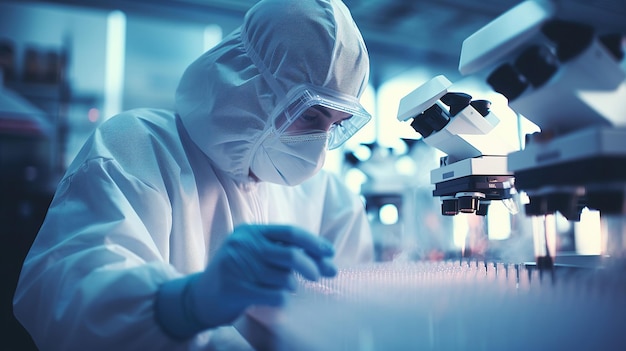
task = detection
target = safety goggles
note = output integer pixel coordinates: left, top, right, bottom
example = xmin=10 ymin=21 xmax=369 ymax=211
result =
xmin=270 ymin=84 xmax=372 ymax=150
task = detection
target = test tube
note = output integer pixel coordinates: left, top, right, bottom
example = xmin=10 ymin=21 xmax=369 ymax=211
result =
xmin=600 ymin=213 xmax=626 ymax=265
xmin=531 ymin=214 xmax=557 ymax=277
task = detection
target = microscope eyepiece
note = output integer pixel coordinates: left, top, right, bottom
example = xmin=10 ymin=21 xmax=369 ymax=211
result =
xmin=469 ymin=100 xmax=491 ymax=117
xmin=514 ymin=45 xmax=559 ymax=88
xmin=599 ymin=33 xmax=625 ymax=61
xmin=410 ymin=117 xmax=434 ymax=138
xmin=487 ymin=64 xmax=528 ymax=101
xmin=541 ymin=19 xmax=594 ymax=62
xmin=410 ymin=103 xmax=450 ymax=138
xmin=441 ymin=92 xmax=472 ymax=116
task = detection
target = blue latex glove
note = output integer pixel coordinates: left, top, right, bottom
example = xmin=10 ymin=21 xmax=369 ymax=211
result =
xmin=156 ymin=224 xmax=337 ymax=339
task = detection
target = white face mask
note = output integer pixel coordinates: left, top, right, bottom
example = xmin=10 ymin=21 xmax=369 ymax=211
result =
xmin=250 ymin=132 xmax=328 ymax=186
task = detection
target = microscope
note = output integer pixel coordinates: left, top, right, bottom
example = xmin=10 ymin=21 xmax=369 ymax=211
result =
xmin=397 ymin=75 xmax=518 ymax=217
xmin=458 ymin=0 xmax=626 ymax=270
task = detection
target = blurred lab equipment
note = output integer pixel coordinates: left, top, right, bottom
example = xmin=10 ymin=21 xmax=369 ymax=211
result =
xmin=1 ymin=83 xmax=55 ymax=351
xmin=2 ymin=38 xmax=71 ymax=351
xmin=0 ymin=39 xmax=17 ymax=82
xmin=459 ymin=0 xmax=626 ymax=270
xmin=345 ymin=141 xmax=456 ymax=261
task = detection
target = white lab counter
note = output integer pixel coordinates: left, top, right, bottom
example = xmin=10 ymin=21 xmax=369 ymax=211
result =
xmin=236 ymin=260 xmax=626 ymax=351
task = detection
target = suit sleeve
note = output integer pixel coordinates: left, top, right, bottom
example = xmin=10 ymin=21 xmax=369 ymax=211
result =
xmin=13 ymin=157 xmax=198 ymax=351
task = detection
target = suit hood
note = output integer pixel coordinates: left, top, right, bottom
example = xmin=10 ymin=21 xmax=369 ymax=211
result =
xmin=175 ymin=0 xmax=369 ymax=182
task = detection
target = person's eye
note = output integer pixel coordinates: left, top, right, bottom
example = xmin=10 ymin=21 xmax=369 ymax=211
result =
xmin=302 ymin=112 xmax=320 ymax=122
xmin=333 ymin=116 xmax=351 ymax=127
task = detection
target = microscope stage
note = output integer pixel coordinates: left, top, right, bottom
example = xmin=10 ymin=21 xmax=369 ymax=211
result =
xmin=431 ymin=156 xmax=514 ymax=200
xmin=431 ymin=155 xmax=510 ymax=183
xmin=509 ymin=127 xmax=626 ymax=188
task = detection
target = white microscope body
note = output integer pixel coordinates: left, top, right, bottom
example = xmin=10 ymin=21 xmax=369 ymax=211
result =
xmin=397 ymin=75 xmax=518 ymax=217
xmin=459 ymin=0 xmax=626 ymax=268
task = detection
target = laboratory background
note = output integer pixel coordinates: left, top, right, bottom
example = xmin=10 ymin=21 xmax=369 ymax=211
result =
xmin=1 ymin=0 xmax=625 ymax=350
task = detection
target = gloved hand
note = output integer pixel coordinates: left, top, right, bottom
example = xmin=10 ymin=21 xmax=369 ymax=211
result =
xmin=155 ymin=224 xmax=337 ymax=339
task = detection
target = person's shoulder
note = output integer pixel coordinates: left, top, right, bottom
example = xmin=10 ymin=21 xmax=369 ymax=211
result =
xmin=95 ymin=108 xmax=181 ymax=150
xmin=100 ymin=108 xmax=175 ymax=134
xmin=65 ymin=108 xmax=191 ymax=189
xmin=78 ymin=108 xmax=183 ymax=170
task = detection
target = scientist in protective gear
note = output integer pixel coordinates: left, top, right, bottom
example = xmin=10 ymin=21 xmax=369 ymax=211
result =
xmin=13 ymin=0 xmax=374 ymax=349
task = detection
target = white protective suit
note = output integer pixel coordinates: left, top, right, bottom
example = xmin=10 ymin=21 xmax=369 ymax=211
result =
xmin=13 ymin=0 xmax=374 ymax=350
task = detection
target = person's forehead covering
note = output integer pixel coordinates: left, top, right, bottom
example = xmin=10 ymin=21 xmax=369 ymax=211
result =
xmin=242 ymin=0 xmax=369 ymax=99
